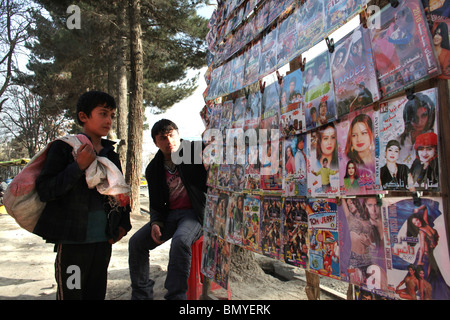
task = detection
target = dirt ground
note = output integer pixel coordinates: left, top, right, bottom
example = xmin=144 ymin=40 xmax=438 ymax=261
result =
xmin=0 ymin=191 xmax=348 ymax=301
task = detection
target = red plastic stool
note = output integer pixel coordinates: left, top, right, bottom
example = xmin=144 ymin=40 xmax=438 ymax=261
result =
xmin=187 ymin=235 xmax=231 ymax=300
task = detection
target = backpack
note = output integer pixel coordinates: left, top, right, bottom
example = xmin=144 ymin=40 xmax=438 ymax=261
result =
xmin=3 ymin=134 xmax=130 ymax=233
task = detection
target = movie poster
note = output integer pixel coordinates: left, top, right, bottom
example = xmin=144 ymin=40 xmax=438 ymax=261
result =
xmin=244 ymin=90 xmax=261 ymax=130
xmin=207 ymin=65 xmax=223 ymax=100
xmin=303 ymin=51 xmax=337 ymax=131
xmin=382 ymin=197 xmax=450 ymax=300
xmin=280 ymin=68 xmax=305 ymax=136
xmin=428 ymin=0 xmax=450 ymax=20
xmin=216 ymin=60 xmax=232 ymax=97
xmin=283 ymin=134 xmax=308 ymax=196
xmin=307 ymin=124 xmax=340 ymax=197
xmin=337 ymin=106 xmax=377 ymax=195
xmin=432 ymin=20 xmax=450 ymax=79
xmin=244 ymin=39 xmax=262 ymax=86
xmin=214 ymin=192 xmax=229 ymax=239
xmin=215 ymin=237 xmax=231 ymax=290
xmin=242 ymin=194 xmax=262 ymax=253
xmin=206 ymin=163 xmax=219 ymax=188
xmin=325 ymin=0 xmax=361 ymax=35
xmin=284 ymin=197 xmax=310 ymax=268
xmin=231 ymin=96 xmax=246 ymax=129
xmin=220 ymin=100 xmax=234 ymax=133
xmin=255 ymin=0 xmax=270 ymax=34
xmin=368 ymin=0 xmax=440 ymax=98
xmin=209 ymin=102 xmax=222 ymax=131
xmin=338 ymin=197 xmax=388 ymax=294
xmin=295 ymin=0 xmax=325 ymax=55
xmin=259 ymin=28 xmax=278 ymax=78
xmin=377 ymin=88 xmax=439 ymax=191
xmin=307 ymin=198 xmax=340 ymax=279
xmin=230 ymin=53 xmax=246 ymax=93
xmin=260 ymin=81 xmax=281 ymax=141
xmin=225 ymin=192 xmax=244 ymax=245
xmin=217 ymin=164 xmax=231 ymax=190
xmin=277 ymin=9 xmax=299 ymax=68
xmin=331 ymin=25 xmax=380 ymax=117
xmin=260 ymin=140 xmax=283 ymax=191
xmin=244 ymin=142 xmax=261 ymax=192
xmin=204 ymin=191 xmax=218 ymax=234
xmin=260 ymin=196 xmax=284 ymax=260
xmin=201 ymin=232 xmax=217 ymax=279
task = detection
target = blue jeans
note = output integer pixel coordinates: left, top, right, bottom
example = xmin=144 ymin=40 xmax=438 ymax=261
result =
xmin=128 ymin=209 xmax=202 ymax=300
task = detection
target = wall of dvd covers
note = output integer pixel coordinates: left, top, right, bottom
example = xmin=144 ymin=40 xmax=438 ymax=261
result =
xmin=200 ymin=0 xmax=450 ymax=300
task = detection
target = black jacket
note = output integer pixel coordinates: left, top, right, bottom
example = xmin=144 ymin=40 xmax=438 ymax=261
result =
xmin=34 ymin=135 xmax=132 ymax=243
xmin=145 ymin=140 xmax=207 ymax=228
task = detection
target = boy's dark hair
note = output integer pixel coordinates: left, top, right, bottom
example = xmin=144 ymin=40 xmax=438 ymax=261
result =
xmin=76 ymin=91 xmax=116 ymax=125
xmin=151 ymin=119 xmax=178 ymax=141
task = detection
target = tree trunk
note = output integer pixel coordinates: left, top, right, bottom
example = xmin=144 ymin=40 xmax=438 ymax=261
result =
xmin=126 ymin=0 xmax=144 ymax=216
xmin=116 ymin=0 xmax=129 ymax=172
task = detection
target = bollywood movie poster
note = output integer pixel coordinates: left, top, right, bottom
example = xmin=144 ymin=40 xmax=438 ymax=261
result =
xmin=230 ymin=164 xmax=245 ymax=192
xmin=201 ymin=232 xmax=217 ymax=279
xmin=432 ymin=20 xmax=450 ymax=79
xmin=276 ymin=4 xmax=299 ymax=68
xmin=214 ymin=192 xmax=230 ymax=239
xmin=260 ymin=140 xmax=283 ymax=191
xmin=214 ymin=237 xmax=232 ymax=290
xmin=254 ymin=0 xmax=270 ymax=34
xmin=382 ymin=197 xmax=450 ymax=300
xmin=283 ymin=134 xmax=308 ymax=196
xmin=242 ymin=14 xmax=256 ymax=46
xmin=216 ymin=60 xmax=233 ymax=98
xmin=209 ymin=102 xmax=222 ymax=131
xmin=307 ymin=198 xmax=340 ymax=280
xmin=295 ymin=0 xmax=325 ymax=55
xmin=338 ymin=197 xmax=388 ymax=294
xmin=307 ymin=125 xmax=340 ymax=197
xmin=231 ymin=96 xmax=246 ymax=129
xmin=244 ymin=90 xmax=261 ymax=131
xmin=368 ymin=0 xmax=441 ymax=98
xmin=280 ymin=69 xmax=305 ymax=136
xmin=225 ymin=192 xmax=244 ymax=245
xmin=220 ymin=100 xmax=234 ymax=133
xmin=244 ymin=39 xmax=262 ymax=86
xmin=325 ymin=0 xmax=361 ymax=35
xmin=229 ymin=53 xmax=246 ymax=93
xmin=243 ymin=142 xmax=261 ymax=192
xmin=217 ymin=164 xmax=231 ymax=191
xmin=303 ymin=51 xmax=337 ymax=131
xmin=268 ymin=0 xmax=286 ymax=25
xmin=259 ymin=28 xmax=279 ymax=78
xmin=242 ymin=194 xmax=262 ymax=253
xmin=428 ymin=0 xmax=450 ymax=20
xmin=331 ymin=25 xmax=380 ymax=117
xmin=204 ymin=190 xmax=219 ymax=234
xmin=377 ymin=88 xmax=439 ymax=191
xmin=260 ymin=81 xmax=281 ymax=140
xmin=260 ymin=195 xmax=284 ymax=260
xmin=206 ymin=163 xmax=219 ymax=188
xmin=206 ymin=65 xmax=223 ymax=100
xmin=283 ymin=197 xmax=310 ymax=269
xmin=337 ymin=106 xmax=377 ymax=195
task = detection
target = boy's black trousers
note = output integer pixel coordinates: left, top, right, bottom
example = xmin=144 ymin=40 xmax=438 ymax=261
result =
xmin=54 ymin=242 xmax=112 ymax=300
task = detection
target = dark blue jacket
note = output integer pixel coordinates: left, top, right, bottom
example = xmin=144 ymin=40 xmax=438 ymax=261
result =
xmin=34 ymin=135 xmax=131 ymax=243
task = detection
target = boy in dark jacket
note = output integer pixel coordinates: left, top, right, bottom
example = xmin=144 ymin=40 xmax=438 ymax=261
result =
xmin=35 ymin=91 xmax=131 ymax=300
xmin=128 ymin=119 xmax=207 ymax=300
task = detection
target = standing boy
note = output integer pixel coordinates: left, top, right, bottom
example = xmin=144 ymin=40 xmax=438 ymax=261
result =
xmin=128 ymin=119 xmax=207 ymax=300
xmin=35 ymin=91 xmax=132 ymax=300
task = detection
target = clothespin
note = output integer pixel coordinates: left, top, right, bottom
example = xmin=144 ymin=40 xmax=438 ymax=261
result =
xmin=389 ymin=0 xmax=400 ymax=8
xmin=336 ymin=197 xmax=341 ymax=206
xmin=231 ymin=91 xmax=238 ymax=103
xmin=406 ymin=87 xmax=415 ymax=100
xmin=259 ymin=79 xmax=266 ymax=94
xmin=244 ymin=87 xmax=250 ymax=99
xmin=413 ymin=191 xmax=423 ymax=206
xmin=298 ymin=54 xmax=306 ymax=72
xmin=276 ymin=71 xmax=283 ymax=86
xmin=325 ymin=37 xmax=335 ymax=53
xmin=360 ymin=9 xmax=368 ymax=29
xmin=377 ymin=193 xmax=385 ymax=206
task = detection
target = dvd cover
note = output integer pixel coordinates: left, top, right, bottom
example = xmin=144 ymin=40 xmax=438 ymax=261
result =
xmin=242 ymin=194 xmax=262 ymax=253
xmin=260 ymin=195 xmax=284 ymax=260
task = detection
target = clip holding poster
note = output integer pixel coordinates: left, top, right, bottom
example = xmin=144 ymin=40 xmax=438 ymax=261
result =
xmin=325 ymin=37 xmax=335 ymax=53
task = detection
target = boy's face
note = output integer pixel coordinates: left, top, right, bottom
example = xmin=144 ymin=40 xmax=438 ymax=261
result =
xmin=154 ymin=129 xmax=180 ymax=158
xmin=79 ymin=104 xmax=115 ymax=138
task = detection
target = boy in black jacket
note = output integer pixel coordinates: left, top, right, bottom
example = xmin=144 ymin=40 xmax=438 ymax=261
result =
xmin=128 ymin=119 xmax=207 ymax=300
xmin=35 ymin=91 xmax=131 ymax=300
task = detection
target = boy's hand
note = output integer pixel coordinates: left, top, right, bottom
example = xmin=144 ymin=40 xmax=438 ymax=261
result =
xmin=109 ymin=227 xmax=127 ymax=244
xmin=76 ymin=143 xmax=96 ymax=171
xmin=151 ymin=224 xmax=164 ymax=245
